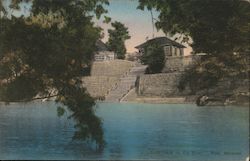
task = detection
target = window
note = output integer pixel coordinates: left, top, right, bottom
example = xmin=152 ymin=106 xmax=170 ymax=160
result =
xmin=175 ymin=47 xmax=178 ymax=56
xmin=172 ymin=46 xmax=175 ymax=56
xmin=180 ymin=48 xmax=184 ymax=56
xmin=164 ymin=46 xmax=171 ymax=56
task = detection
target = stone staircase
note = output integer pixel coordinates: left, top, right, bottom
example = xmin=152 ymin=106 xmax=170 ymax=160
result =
xmin=105 ymin=63 xmax=147 ymax=102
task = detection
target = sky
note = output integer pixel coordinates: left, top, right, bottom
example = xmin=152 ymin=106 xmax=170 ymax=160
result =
xmin=95 ymin=0 xmax=192 ymax=55
xmin=3 ymin=0 xmax=192 ymax=55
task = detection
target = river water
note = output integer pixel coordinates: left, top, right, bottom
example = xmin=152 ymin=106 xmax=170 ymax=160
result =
xmin=0 ymin=102 xmax=249 ymax=160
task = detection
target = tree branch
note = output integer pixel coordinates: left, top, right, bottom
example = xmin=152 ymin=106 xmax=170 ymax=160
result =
xmin=1 ymin=94 xmax=59 ymax=103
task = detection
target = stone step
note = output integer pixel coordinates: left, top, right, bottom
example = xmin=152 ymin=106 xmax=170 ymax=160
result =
xmin=105 ymin=64 xmax=147 ymax=102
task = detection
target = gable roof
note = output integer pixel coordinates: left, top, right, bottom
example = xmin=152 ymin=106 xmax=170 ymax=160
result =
xmin=96 ymin=40 xmax=108 ymax=51
xmin=135 ymin=37 xmax=186 ymax=49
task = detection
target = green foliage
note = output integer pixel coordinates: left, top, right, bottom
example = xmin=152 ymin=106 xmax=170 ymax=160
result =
xmin=0 ymin=0 xmax=109 ymax=148
xmin=138 ymin=0 xmax=250 ymax=54
xmin=178 ymin=53 xmax=250 ymax=93
xmin=138 ymin=0 xmax=250 ymax=92
xmin=55 ymin=84 xmax=104 ymax=146
xmin=103 ymin=15 xmax=111 ymax=23
xmin=57 ymin=106 xmax=65 ymax=117
xmin=107 ymin=21 xmax=130 ymax=59
xmin=178 ymin=59 xmax=221 ymax=93
xmin=140 ymin=43 xmax=165 ymax=74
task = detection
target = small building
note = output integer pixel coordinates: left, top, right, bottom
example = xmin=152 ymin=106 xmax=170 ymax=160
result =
xmin=135 ymin=37 xmax=186 ymax=58
xmin=95 ymin=40 xmax=115 ymax=61
xmin=135 ymin=37 xmax=194 ymax=72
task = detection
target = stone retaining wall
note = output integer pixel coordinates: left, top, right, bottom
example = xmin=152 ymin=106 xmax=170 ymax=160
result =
xmin=138 ymin=73 xmax=186 ymax=97
xmin=82 ymin=76 xmax=119 ymax=98
xmin=91 ymin=60 xmax=134 ymax=77
xmin=138 ymin=72 xmax=249 ymax=105
xmin=82 ymin=60 xmax=135 ymax=98
xmin=162 ymin=55 xmax=199 ymax=73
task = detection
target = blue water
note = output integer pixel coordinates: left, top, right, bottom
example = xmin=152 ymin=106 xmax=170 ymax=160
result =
xmin=0 ymin=102 xmax=249 ymax=160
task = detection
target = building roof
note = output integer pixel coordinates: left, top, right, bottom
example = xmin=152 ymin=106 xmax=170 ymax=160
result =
xmin=135 ymin=37 xmax=186 ymax=49
xmin=96 ymin=40 xmax=108 ymax=51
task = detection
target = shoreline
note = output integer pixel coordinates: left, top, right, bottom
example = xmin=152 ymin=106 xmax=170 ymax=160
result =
xmin=122 ymin=95 xmax=250 ymax=107
xmin=101 ymin=96 xmax=250 ymax=107
xmin=0 ymin=97 xmax=249 ymax=107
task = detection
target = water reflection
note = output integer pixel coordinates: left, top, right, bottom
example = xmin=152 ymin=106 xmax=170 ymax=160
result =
xmin=0 ymin=102 xmax=249 ymax=160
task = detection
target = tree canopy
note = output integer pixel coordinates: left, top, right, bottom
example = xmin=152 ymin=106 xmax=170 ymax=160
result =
xmin=138 ymin=0 xmax=250 ymax=93
xmin=0 ymin=0 xmax=110 ymax=148
xmin=140 ymin=43 xmax=165 ymax=74
xmin=107 ymin=21 xmax=130 ymax=59
xmin=138 ymin=0 xmax=250 ymax=55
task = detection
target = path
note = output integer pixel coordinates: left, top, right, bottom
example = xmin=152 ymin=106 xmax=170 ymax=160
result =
xmin=105 ymin=63 xmax=147 ymax=102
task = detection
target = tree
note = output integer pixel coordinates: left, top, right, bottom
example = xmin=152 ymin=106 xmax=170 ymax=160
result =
xmin=140 ymin=43 xmax=165 ymax=74
xmin=138 ymin=0 xmax=250 ymax=54
xmin=107 ymin=21 xmax=130 ymax=59
xmin=138 ymin=0 xmax=250 ymax=93
xmin=0 ymin=0 xmax=110 ymax=148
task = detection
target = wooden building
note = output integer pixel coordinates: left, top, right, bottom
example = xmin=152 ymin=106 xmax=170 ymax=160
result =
xmin=95 ymin=40 xmax=115 ymax=61
xmin=135 ymin=37 xmax=186 ymax=58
